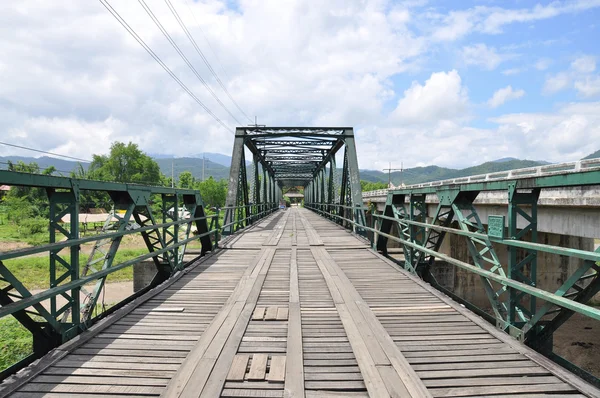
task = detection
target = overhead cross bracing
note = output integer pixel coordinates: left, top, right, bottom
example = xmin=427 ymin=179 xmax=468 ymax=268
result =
xmin=223 ymin=126 xmax=367 ymax=235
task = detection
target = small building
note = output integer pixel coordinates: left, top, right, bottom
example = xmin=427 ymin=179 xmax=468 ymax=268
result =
xmin=284 ymin=189 xmax=304 ymax=206
xmin=0 ymin=185 xmax=10 ymax=199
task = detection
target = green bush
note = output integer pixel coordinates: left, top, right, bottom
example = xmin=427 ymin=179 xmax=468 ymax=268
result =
xmin=20 ymin=218 xmax=47 ymax=235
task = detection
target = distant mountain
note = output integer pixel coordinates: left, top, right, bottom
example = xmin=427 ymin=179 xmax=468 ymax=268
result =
xmin=583 ymin=150 xmax=600 ymax=160
xmin=361 ymin=159 xmax=550 ymax=187
xmin=154 ymin=157 xmax=230 ymax=181
xmin=192 ymin=152 xmax=235 ymax=167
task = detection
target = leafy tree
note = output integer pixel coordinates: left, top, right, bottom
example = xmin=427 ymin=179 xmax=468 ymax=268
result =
xmin=4 ymin=161 xmax=57 ymax=217
xmin=88 ymin=142 xmax=162 ymax=185
xmin=196 ymin=177 xmax=227 ymax=208
xmin=360 ymin=180 xmax=388 ymax=192
xmin=178 ymin=171 xmax=196 ymax=189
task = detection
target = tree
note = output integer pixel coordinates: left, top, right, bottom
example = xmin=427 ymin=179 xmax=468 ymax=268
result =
xmin=178 ymin=171 xmax=196 ymax=189
xmin=5 ymin=161 xmax=55 ymax=216
xmin=360 ymin=180 xmax=387 ymax=192
xmin=88 ymin=142 xmax=162 ymax=185
xmin=196 ymin=177 xmax=227 ymax=208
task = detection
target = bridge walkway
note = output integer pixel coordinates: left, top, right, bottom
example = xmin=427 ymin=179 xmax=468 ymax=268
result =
xmin=4 ymin=208 xmax=598 ymax=397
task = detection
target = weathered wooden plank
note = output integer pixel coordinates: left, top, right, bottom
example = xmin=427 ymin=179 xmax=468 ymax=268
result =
xmin=276 ymin=307 xmax=289 ymax=321
xmin=265 ymin=307 xmax=278 ymax=321
xmin=429 ymin=383 xmax=575 ymax=397
xmin=284 ymin=247 xmax=304 ymax=398
xmin=267 ymin=356 xmax=286 ymax=383
xmin=253 ymin=307 xmax=266 ymax=321
xmin=248 ymin=354 xmax=269 ymax=381
xmin=227 ymin=355 xmax=250 ymax=382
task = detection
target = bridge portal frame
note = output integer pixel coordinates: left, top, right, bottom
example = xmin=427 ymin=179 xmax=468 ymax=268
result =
xmin=224 ymin=126 xmax=366 ymax=235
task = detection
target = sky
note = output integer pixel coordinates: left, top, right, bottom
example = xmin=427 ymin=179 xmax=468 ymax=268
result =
xmin=1 ymin=0 xmax=600 ymax=170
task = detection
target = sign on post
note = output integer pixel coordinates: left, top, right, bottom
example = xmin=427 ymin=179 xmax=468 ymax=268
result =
xmin=487 ymin=215 xmax=505 ymax=239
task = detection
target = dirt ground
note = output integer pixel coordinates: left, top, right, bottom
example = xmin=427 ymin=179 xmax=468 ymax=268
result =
xmin=31 ymin=281 xmax=134 ymax=312
xmin=554 ymin=313 xmax=600 ymax=377
xmin=0 ymin=234 xmax=152 ymax=257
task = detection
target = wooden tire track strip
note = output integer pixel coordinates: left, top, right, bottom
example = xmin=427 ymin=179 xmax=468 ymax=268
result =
xmin=162 ymin=247 xmax=276 ymax=397
xmin=310 ymin=246 xmax=430 ymax=398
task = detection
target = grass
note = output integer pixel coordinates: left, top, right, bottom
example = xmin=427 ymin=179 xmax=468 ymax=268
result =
xmin=0 ymin=221 xmax=48 ymax=246
xmin=0 ymin=317 xmax=32 ymax=372
xmin=1 ymin=248 xmax=147 ymax=291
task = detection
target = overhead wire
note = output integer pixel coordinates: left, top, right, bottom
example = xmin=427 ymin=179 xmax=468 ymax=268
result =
xmin=166 ymin=0 xmax=254 ymax=124
xmin=98 ymin=0 xmax=233 ymax=133
xmin=0 ymin=141 xmax=91 ymax=163
xmin=137 ymin=0 xmax=244 ymax=126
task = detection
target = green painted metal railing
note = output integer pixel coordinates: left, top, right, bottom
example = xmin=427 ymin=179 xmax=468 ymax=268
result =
xmin=0 ymin=170 xmax=277 ymax=379
xmin=306 ymin=167 xmax=600 ymax=386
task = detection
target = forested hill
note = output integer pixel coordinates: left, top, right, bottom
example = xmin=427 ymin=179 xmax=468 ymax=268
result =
xmin=153 ymin=158 xmax=230 ymax=181
xmin=360 ymin=159 xmax=549 ymax=186
xmin=583 ymin=150 xmax=600 ymax=160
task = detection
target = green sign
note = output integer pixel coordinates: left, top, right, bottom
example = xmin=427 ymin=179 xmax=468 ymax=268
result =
xmin=488 ymin=215 xmax=505 ymax=239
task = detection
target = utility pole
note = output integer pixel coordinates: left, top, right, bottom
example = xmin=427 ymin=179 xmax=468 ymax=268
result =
xmin=171 ymin=160 xmax=174 ymax=188
xmin=202 ymin=153 xmax=205 ymax=182
xmin=382 ymin=162 xmax=402 ymax=188
xmin=249 ymin=116 xmax=266 ymax=128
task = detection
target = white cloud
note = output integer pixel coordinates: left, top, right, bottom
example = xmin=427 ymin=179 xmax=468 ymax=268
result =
xmin=543 ymin=72 xmax=571 ymax=94
xmin=502 ymin=68 xmax=525 ymax=76
xmin=431 ymin=11 xmax=474 ymax=41
xmin=543 ymin=55 xmax=598 ymax=95
xmin=420 ymin=1 xmax=600 ymax=42
xmin=534 ymin=58 xmax=552 ymax=71
xmin=487 ymin=86 xmax=525 ymax=108
xmin=0 ymin=0 xmax=425 ymax=162
xmin=478 ymin=0 xmax=600 ymax=34
xmin=571 ymin=55 xmax=597 ymax=73
xmin=390 ymin=70 xmax=468 ymax=124
xmin=489 ymin=102 xmax=600 ymax=162
xmin=1 ymin=1 xmax=599 ymax=173
xmin=574 ymin=76 xmax=600 ymax=97
xmin=462 ymin=43 xmax=509 ymax=70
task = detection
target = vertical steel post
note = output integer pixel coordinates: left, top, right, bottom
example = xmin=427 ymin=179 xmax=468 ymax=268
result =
xmin=343 ymin=129 xmax=367 ymax=233
xmin=47 ymin=186 xmax=80 ymax=340
xmin=507 ymin=185 xmax=541 ymax=330
xmin=224 ymin=129 xmax=246 ymax=236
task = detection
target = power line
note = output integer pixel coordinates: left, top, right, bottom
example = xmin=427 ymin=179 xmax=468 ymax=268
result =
xmin=137 ymin=0 xmax=244 ymax=126
xmin=99 ymin=0 xmax=233 ymax=134
xmin=183 ymin=1 xmax=236 ymax=90
xmin=166 ymin=0 xmax=254 ymax=124
xmin=0 ymin=141 xmax=92 ymax=163
xmin=0 ymin=161 xmax=74 ymax=176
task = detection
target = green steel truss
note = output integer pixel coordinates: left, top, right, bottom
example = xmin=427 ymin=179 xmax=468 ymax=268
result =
xmin=0 ymin=171 xmax=219 ymax=377
xmin=362 ymin=168 xmax=600 ymax=384
xmin=308 ymin=162 xmax=600 ymax=384
xmin=224 ymin=126 xmax=366 ymax=234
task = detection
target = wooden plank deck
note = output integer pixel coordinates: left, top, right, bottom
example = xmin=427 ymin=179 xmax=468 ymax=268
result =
xmin=2 ymin=207 xmax=599 ymax=398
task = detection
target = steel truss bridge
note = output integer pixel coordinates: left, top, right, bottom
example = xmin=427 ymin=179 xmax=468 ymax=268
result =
xmin=0 ymin=126 xmax=599 ymax=397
